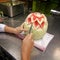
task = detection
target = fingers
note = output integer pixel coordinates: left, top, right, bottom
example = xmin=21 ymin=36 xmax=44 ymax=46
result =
xmin=23 ymin=34 xmax=29 ymax=40
xmin=27 ymin=33 xmax=32 ymax=37
xmin=23 ymin=33 xmax=33 ymax=41
xmin=20 ymin=23 xmax=24 ymax=28
xmin=22 ymin=28 xmax=27 ymax=32
xmin=20 ymin=23 xmax=27 ymax=32
xmin=28 ymin=33 xmax=33 ymax=40
xmin=25 ymin=33 xmax=32 ymax=39
xmin=16 ymin=23 xmax=27 ymax=33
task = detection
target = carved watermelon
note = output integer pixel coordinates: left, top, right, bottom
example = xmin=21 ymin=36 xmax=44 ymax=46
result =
xmin=24 ymin=12 xmax=48 ymax=40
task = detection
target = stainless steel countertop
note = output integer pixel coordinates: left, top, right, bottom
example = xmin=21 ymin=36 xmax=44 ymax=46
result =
xmin=0 ymin=14 xmax=60 ymax=60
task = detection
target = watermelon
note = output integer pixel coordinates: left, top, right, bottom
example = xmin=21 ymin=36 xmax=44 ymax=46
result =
xmin=24 ymin=12 xmax=48 ymax=40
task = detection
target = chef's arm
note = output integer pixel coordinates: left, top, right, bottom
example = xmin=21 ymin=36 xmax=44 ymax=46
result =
xmin=0 ymin=23 xmax=27 ymax=34
xmin=22 ymin=33 xmax=34 ymax=60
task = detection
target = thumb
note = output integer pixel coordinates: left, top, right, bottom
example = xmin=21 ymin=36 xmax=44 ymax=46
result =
xmin=29 ymin=33 xmax=33 ymax=39
xmin=21 ymin=28 xmax=27 ymax=32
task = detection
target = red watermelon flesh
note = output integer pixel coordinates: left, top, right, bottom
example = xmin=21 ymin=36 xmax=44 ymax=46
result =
xmin=27 ymin=13 xmax=45 ymax=29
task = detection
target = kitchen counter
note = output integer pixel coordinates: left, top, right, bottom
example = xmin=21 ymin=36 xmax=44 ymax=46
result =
xmin=0 ymin=14 xmax=60 ymax=60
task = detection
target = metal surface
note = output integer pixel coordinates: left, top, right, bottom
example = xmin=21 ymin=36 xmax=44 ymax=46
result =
xmin=0 ymin=1 xmax=24 ymax=6
xmin=51 ymin=9 xmax=60 ymax=15
xmin=0 ymin=14 xmax=60 ymax=60
xmin=0 ymin=46 xmax=16 ymax=60
xmin=0 ymin=1 xmax=24 ymax=17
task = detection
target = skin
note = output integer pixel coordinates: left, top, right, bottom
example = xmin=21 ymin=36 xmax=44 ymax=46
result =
xmin=0 ymin=1 xmax=34 ymax=59
xmin=4 ymin=23 xmax=27 ymax=34
xmin=1 ymin=23 xmax=34 ymax=60
xmin=0 ymin=18 xmax=34 ymax=60
xmin=22 ymin=33 xmax=34 ymax=60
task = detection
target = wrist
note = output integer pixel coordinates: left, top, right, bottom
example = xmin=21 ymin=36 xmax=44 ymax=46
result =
xmin=22 ymin=48 xmax=31 ymax=60
xmin=13 ymin=29 xmax=19 ymax=34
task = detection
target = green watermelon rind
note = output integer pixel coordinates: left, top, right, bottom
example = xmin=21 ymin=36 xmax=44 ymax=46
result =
xmin=24 ymin=22 xmax=48 ymax=40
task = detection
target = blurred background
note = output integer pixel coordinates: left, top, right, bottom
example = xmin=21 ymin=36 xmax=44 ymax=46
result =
xmin=0 ymin=0 xmax=60 ymax=17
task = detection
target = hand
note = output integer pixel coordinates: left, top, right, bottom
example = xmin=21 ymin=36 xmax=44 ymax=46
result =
xmin=16 ymin=23 xmax=27 ymax=34
xmin=22 ymin=33 xmax=34 ymax=60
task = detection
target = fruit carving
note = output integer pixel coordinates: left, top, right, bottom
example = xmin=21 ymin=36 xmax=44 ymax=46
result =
xmin=24 ymin=12 xmax=48 ymax=40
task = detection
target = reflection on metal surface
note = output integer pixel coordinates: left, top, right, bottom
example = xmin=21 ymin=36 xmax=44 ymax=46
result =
xmin=51 ymin=9 xmax=60 ymax=15
xmin=31 ymin=47 xmax=42 ymax=56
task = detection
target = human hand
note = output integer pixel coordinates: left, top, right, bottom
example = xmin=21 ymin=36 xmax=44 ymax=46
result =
xmin=15 ymin=23 xmax=27 ymax=34
xmin=22 ymin=33 xmax=34 ymax=60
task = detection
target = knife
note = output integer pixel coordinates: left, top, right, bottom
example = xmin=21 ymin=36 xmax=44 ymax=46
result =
xmin=29 ymin=24 xmax=33 ymax=34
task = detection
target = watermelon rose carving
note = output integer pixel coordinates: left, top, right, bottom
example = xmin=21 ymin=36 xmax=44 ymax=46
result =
xmin=24 ymin=12 xmax=48 ymax=40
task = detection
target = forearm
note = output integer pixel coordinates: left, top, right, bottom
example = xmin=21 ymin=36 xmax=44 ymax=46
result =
xmin=21 ymin=44 xmax=31 ymax=60
xmin=5 ymin=25 xmax=17 ymax=34
xmin=0 ymin=24 xmax=17 ymax=34
xmin=21 ymin=33 xmax=34 ymax=60
xmin=22 ymin=50 xmax=30 ymax=60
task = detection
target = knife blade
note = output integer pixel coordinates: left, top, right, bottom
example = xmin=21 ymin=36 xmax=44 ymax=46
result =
xmin=29 ymin=24 xmax=33 ymax=34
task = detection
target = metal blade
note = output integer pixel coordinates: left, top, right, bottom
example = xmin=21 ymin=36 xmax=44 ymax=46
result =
xmin=29 ymin=24 xmax=33 ymax=34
